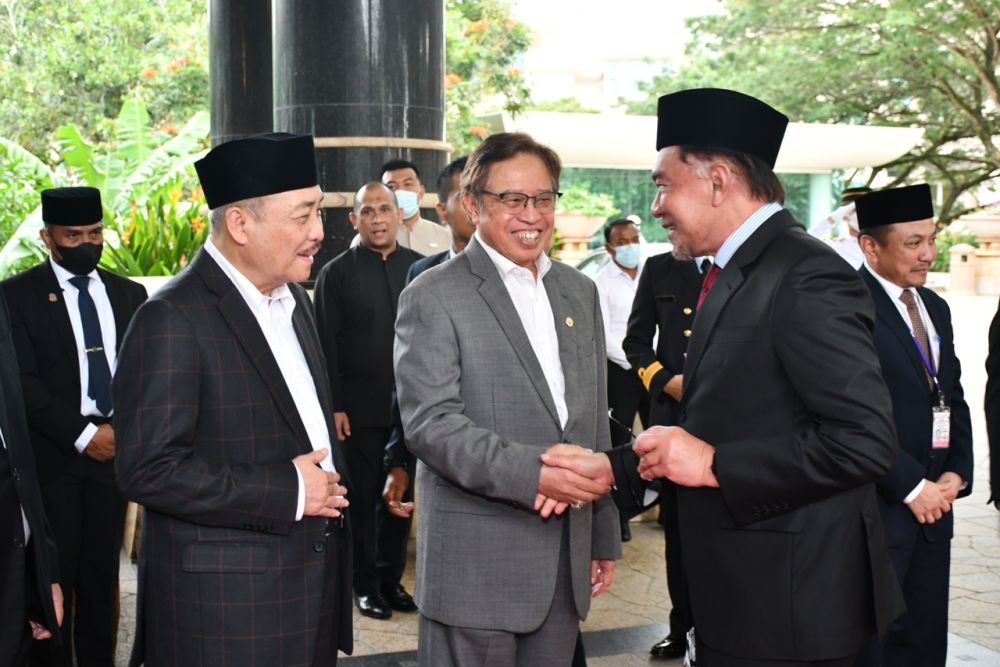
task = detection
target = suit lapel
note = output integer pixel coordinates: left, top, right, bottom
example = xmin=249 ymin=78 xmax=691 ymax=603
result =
xmin=682 ymin=211 xmax=795 ymax=402
xmin=544 ymin=273 xmax=580 ymax=432
xmin=34 ymin=263 xmax=81 ymax=387
xmin=861 ymin=267 xmax=928 ymax=388
xmin=193 ymin=251 xmax=312 ymax=453
xmin=466 ymin=240 xmax=562 ymax=429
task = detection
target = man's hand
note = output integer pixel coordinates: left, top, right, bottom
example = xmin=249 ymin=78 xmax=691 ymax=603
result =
xmin=634 ymin=426 xmax=719 ymax=488
xmin=936 ymin=471 xmax=963 ymax=504
xmin=907 ymin=479 xmax=952 ymax=524
xmin=591 ymin=559 xmax=616 ymax=597
xmin=664 ymin=374 xmax=683 ymax=401
xmin=83 ymin=424 xmax=115 ymax=462
xmin=383 ymin=467 xmax=414 ymax=518
xmin=540 ymin=444 xmax=615 ymax=487
xmin=536 ymin=446 xmax=612 ymax=516
xmin=30 ymin=583 xmax=63 ymax=640
xmin=294 ymin=449 xmax=349 ymax=518
xmin=333 ymin=412 xmax=351 ymax=443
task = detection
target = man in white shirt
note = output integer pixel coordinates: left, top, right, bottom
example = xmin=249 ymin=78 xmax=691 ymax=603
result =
xmin=855 ymin=183 xmax=974 ymax=667
xmin=0 ymin=187 xmax=147 ymax=667
xmin=113 ymin=133 xmax=353 ymax=666
xmin=394 ymin=132 xmax=620 ymax=666
xmin=592 ymin=217 xmax=647 ymax=541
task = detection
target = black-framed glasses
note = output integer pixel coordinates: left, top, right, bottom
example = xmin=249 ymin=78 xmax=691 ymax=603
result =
xmin=481 ymin=189 xmax=562 ymax=212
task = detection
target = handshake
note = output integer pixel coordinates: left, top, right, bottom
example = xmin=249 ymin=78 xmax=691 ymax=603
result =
xmin=534 ymin=425 xmax=721 ymax=518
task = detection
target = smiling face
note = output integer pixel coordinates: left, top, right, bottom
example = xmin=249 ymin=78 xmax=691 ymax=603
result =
xmin=466 ymin=152 xmax=556 ymax=274
xmin=351 ymin=182 xmax=401 ymax=254
xmin=232 ymin=185 xmax=325 ymax=293
xmin=860 ymin=218 xmax=937 ymax=288
xmin=650 ymin=147 xmax=724 ymax=260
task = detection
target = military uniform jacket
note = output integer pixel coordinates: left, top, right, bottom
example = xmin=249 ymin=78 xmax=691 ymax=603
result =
xmin=622 ymin=253 xmax=701 ymax=427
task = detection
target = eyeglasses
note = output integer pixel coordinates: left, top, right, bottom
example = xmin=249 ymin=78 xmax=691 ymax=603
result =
xmin=480 ymin=190 xmax=562 ymax=212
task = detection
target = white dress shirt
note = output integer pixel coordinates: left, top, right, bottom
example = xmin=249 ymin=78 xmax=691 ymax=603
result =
xmin=475 ymin=233 xmax=568 ymax=428
xmin=49 ymin=258 xmax=117 ymax=453
xmin=864 ymin=261 xmax=943 ymax=503
xmin=204 ymin=238 xmax=336 ymax=520
xmin=593 ymin=258 xmax=643 ymax=370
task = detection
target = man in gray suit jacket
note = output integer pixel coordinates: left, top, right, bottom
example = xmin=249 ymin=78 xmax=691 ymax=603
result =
xmin=394 ymin=132 xmax=621 ymax=666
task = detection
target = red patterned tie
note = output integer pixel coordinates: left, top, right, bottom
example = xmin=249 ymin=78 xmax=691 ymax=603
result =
xmin=697 ymin=264 xmax=722 ymax=310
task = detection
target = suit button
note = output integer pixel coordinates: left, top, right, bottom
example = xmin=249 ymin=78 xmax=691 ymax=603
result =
xmin=313 ymin=540 xmax=326 ymax=553
xmin=683 ymin=307 xmax=693 ymax=315
xmin=11 ymin=467 xmax=20 ymax=482
xmin=683 ymin=329 xmax=692 ymax=337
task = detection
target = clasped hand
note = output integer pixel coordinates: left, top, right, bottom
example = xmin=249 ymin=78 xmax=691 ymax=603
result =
xmin=634 ymin=425 xmax=718 ymax=488
xmin=534 ymin=444 xmax=614 ymax=518
xmin=294 ymin=449 xmax=349 ymax=518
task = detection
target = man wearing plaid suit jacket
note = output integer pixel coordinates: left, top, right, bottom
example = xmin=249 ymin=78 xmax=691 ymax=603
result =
xmin=114 ymin=133 xmax=352 ymax=666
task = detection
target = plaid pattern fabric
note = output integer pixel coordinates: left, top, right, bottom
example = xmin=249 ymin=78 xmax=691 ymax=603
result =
xmin=114 ymin=250 xmax=352 ymax=666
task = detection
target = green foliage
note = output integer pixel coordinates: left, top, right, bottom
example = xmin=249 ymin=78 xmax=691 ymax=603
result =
xmin=628 ymin=0 xmax=1000 ymax=224
xmin=932 ymin=226 xmax=980 ymax=272
xmin=445 ymin=0 xmax=533 ymax=154
xmin=0 ymin=98 xmax=209 ymax=279
xmin=0 ymin=0 xmax=208 ymax=159
xmin=556 ymin=186 xmax=620 ymax=218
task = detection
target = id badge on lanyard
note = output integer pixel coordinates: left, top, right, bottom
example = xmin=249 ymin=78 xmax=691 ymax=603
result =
xmin=913 ymin=332 xmax=950 ymax=449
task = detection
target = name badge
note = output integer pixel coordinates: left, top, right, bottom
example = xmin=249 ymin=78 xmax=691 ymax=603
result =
xmin=931 ymin=406 xmax=950 ymax=449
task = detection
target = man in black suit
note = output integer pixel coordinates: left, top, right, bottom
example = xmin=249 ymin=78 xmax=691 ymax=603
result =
xmin=0 ymin=187 xmax=146 ymax=667
xmin=314 ymin=182 xmax=422 ymax=620
xmin=621 ymin=251 xmax=702 ymax=659
xmin=854 ymin=184 xmax=974 ymax=667
xmin=0 ymin=290 xmax=63 ymax=665
xmin=543 ymin=88 xmax=904 ymax=666
xmin=988 ymin=300 xmax=1000 ymax=511
xmin=114 ymin=133 xmax=352 ymax=666
xmin=380 ymin=156 xmax=472 ymax=588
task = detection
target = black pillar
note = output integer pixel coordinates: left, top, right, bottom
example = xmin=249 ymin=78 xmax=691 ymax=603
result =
xmin=272 ymin=0 xmax=447 ymax=277
xmin=209 ymin=0 xmax=273 ymax=146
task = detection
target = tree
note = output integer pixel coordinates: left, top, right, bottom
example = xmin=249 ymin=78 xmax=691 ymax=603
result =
xmin=445 ymin=0 xmax=532 ymax=154
xmin=628 ymin=0 xmax=1000 ymax=224
xmin=0 ymin=0 xmax=207 ymax=159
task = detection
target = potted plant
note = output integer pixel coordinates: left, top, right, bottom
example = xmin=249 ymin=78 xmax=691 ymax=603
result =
xmin=554 ymin=186 xmax=618 ymax=262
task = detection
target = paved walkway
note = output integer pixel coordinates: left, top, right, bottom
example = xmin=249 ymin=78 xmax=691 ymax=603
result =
xmin=113 ymin=294 xmax=1000 ymax=665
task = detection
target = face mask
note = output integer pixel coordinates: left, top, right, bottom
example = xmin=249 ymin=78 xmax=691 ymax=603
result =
xmin=613 ymin=243 xmax=641 ymax=269
xmin=395 ymin=189 xmax=420 ymax=219
xmin=55 ymin=242 xmax=103 ymax=276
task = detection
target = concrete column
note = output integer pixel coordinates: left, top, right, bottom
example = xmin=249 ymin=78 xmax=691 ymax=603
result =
xmin=272 ymin=0 xmax=447 ymax=278
xmin=208 ymin=0 xmax=273 ymax=146
xmin=808 ymin=172 xmax=834 ymax=227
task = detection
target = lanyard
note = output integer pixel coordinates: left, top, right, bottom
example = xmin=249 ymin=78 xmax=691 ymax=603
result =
xmin=911 ymin=332 xmax=944 ymax=406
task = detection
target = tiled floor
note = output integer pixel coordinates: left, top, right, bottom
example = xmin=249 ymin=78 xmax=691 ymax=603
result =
xmin=113 ymin=293 xmax=1000 ymax=666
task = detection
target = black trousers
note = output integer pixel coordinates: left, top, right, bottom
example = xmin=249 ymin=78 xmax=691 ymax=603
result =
xmin=343 ymin=426 xmax=392 ymax=595
xmin=375 ymin=460 xmax=414 ymax=592
xmin=32 ymin=455 xmax=125 ymax=667
xmin=606 ymin=362 xmax=648 ymax=447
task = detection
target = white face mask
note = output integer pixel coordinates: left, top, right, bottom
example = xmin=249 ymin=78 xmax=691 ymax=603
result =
xmin=613 ymin=243 xmax=641 ymax=269
xmin=395 ymin=189 xmax=420 ymax=219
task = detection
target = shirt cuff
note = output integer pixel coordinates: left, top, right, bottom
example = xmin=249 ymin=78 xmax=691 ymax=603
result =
xmin=903 ymin=479 xmax=925 ymax=504
xmin=75 ymin=423 xmax=99 ymax=454
xmin=294 ymin=464 xmax=305 ymax=521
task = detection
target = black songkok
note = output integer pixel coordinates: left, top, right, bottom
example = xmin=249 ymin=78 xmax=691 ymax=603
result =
xmin=855 ymin=184 xmax=934 ymax=231
xmin=41 ymin=187 xmax=103 ymax=226
xmin=656 ymin=88 xmax=789 ymax=168
xmin=195 ymin=133 xmax=319 ymax=209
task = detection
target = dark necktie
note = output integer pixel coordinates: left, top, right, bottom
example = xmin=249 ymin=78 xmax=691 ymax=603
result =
xmin=69 ymin=276 xmax=113 ymax=416
xmin=697 ymin=263 xmax=722 ymax=310
xmin=899 ymin=288 xmax=934 ymax=390
xmin=700 ymin=257 xmax=713 ymax=277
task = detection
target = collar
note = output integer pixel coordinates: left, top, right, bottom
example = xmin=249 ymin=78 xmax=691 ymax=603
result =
xmin=864 ymin=259 xmax=915 ymax=303
xmin=49 ymin=256 xmax=99 ymax=287
xmin=714 ymin=202 xmax=782 ymax=269
xmin=204 ymin=236 xmax=295 ymax=312
xmin=474 ymin=231 xmax=552 ymax=281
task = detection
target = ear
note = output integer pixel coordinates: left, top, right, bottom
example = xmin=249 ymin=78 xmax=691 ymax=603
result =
xmin=857 ymin=233 xmax=878 ymax=264
xmin=707 ymin=161 xmax=732 ymax=206
xmin=225 ymin=205 xmax=252 ymax=246
xmin=435 ymin=201 xmax=448 ymax=225
xmin=603 ymin=241 xmax=614 ymax=255
xmin=349 ymin=211 xmax=359 ymax=231
xmin=462 ymin=191 xmax=480 ymax=224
